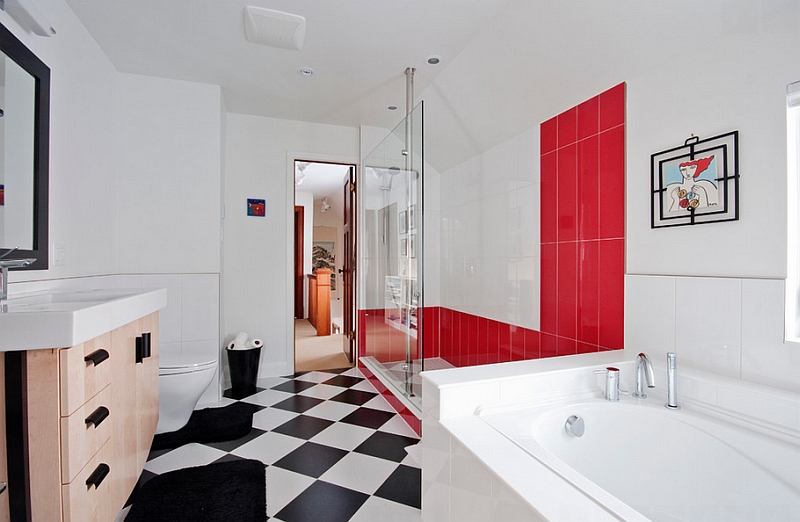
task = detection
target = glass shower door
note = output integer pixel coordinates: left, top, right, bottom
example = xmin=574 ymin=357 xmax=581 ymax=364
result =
xmin=359 ymin=102 xmax=423 ymax=410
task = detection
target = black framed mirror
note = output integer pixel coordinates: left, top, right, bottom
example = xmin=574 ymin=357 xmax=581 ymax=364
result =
xmin=0 ymin=22 xmax=49 ymax=270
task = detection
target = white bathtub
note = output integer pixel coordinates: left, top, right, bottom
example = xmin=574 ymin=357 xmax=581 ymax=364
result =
xmin=479 ymin=396 xmax=800 ymax=522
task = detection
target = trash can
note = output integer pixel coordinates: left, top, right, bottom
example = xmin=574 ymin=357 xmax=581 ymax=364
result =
xmin=227 ymin=346 xmax=261 ymax=398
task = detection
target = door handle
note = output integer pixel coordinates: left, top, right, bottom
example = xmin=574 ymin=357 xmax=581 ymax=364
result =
xmin=135 ymin=332 xmax=151 ymax=363
xmin=84 ymin=349 xmax=109 ymax=366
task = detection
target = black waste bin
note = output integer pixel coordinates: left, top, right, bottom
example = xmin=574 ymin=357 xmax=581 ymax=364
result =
xmin=227 ymin=346 xmax=261 ymax=398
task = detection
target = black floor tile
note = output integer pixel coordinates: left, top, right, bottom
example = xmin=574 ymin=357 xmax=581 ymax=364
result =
xmin=374 ymin=464 xmax=421 ymax=509
xmin=281 ymin=371 xmax=310 ymax=379
xmin=354 ymin=432 xmax=420 ymax=463
xmin=321 ymin=367 xmax=351 ymax=374
xmin=146 ymin=447 xmax=174 ymax=462
xmin=124 ymin=468 xmax=158 ymax=507
xmin=271 ymin=380 xmax=318 ymax=394
xmin=273 ymin=442 xmax=348 ymax=478
xmin=223 ymin=386 xmax=266 ymax=400
xmin=272 ymin=415 xmax=334 ymax=440
xmin=329 ymin=388 xmax=377 ymax=406
xmin=275 ymin=481 xmax=369 ymax=522
xmin=271 ymin=395 xmax=325 ymax=413
xmin=322 ymin=375 xmax=364 ymax=388
xmin=339 ymin=407 xmax=395 ymax=430
xmin=205 ymin=427 xmax=267 ymax=452
xmin=211 ymin=452 xmax=250 ymax=465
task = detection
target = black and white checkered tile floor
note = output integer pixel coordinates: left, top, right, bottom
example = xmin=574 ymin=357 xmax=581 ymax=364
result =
xmin=138 ymin=367 xmax=422 ymax=521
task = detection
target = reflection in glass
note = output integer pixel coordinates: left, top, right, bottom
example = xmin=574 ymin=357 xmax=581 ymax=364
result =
xmin=0 ymin=54 xmax=36 ymax=250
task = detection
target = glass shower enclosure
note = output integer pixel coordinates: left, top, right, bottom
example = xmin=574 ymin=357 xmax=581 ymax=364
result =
xmin=359 ymin=102 xmax=424 ymax=411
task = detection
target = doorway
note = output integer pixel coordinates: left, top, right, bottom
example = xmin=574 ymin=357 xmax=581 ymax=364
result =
xmin=293 ymin=160 xmax=357 ymax=372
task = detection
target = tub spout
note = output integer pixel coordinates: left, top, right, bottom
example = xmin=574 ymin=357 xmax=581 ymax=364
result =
xmin=633 ymin=353 xmax=655 ymax=399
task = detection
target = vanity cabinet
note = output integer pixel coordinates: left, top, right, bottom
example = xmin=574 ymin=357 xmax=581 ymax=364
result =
xmin=22 ymin=313 xmax=159 ymax=522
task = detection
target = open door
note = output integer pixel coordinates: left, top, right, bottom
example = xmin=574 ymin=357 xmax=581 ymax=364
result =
xmin=294 ymin=206 xmax=304 ymax=319
xmin=342 ymin=166 xmax=356 ymax=363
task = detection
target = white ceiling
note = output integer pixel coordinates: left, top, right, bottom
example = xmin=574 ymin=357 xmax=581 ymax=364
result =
xmin=63 ymin=0 xmax=511 ymax=130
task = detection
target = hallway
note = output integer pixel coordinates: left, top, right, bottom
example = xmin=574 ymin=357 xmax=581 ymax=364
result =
xmin=295 ymin=319 xmax=353 ymax=372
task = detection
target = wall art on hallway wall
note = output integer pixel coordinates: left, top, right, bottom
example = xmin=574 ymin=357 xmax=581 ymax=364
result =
xmin=651 ymin=132 xmax=739 ymax=228
xmin=247 ymin=198 xmax=265 ymax=216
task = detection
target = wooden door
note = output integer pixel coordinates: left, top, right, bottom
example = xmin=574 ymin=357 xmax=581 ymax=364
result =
xmin=294 ymin=206 xmax=304 ymax=319
xmin=342 ymin=167 xmax=356 ymax=362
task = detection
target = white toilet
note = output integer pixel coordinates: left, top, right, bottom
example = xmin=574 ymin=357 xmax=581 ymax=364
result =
xmin=156 ymin=352 xmax=218 ymax=434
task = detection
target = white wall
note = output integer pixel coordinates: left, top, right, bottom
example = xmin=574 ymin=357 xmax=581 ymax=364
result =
xmin=223 ymin=113 xmax=358 ymax=377
xmin=423 ymin=0 xmax=800 ymax=392
xmin=2 ymin=1 xmax=225 ymax=402
xmin=115 ymin=73 xmax=221 ymax=274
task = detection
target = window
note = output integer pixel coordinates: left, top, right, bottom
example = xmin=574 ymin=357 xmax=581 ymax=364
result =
xmin=786 ymin=80 xmax=800 ymax=341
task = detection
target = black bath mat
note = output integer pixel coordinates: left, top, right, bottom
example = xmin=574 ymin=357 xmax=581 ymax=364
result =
xmin=126 ymin=459 xmax=266 ymax=522
xmin=151 ymin=402 xmax=257 ymax=451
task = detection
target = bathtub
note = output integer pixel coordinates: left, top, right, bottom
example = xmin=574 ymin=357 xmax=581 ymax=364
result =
xmin=478 ymin=396 xmax=800 ymax=522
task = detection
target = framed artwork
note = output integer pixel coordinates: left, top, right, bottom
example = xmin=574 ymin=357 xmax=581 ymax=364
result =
xmin=399 ymin=210 xmax=408 ymax=234
xmin=409 ymin=204 xmax=416 ymax=231
xmin=400 ymin=238 xmax=408 ymax=256
xmin=409 ymin=234 xmax=416 ymax=258
xmin=0 ymin=184 xmax=4 ymax=206
xmin=651 ymin=131 xmax=739 ymax=228
xmin=312 ymin=241 xmax=336 ymax=291
xmin=247 ymin=198 xmax=265 ymax=217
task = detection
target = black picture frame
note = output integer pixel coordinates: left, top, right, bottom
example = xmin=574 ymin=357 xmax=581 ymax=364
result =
xmin=651 ymin=131 xmax=739 ymax=228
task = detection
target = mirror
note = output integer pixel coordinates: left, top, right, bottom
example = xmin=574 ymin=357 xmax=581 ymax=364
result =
xmin=0 ymin=23 xmax=49 ymax=270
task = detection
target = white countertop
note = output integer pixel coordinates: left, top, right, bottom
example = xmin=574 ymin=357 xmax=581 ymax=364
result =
xmin=0 ymin=288 xmax=168 ymax=351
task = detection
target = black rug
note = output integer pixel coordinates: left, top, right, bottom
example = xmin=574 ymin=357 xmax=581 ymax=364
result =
xmin=126 ymin=459 xmax=266 ymax=522
xmin=151 ymin=402 xmax=257 ymax=451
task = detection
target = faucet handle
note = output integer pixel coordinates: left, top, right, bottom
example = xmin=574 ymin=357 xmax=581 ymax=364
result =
xmin=594 ymin=367 xmax=624 ymax=401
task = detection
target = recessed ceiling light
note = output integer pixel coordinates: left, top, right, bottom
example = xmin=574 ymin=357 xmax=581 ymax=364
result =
xmin=298 ymin=67 xmax=315 ymax=77
xmin=426 ymin=55 xmax=442 ymax=66
xmin=387 ymin=105 xmax=398 ymax=111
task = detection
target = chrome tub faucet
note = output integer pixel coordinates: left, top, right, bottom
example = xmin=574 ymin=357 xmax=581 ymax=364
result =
xmin=665 ymin=352 xmax=681 ymax=410
xmin=633 ymin=352 xmax=655 ymax=399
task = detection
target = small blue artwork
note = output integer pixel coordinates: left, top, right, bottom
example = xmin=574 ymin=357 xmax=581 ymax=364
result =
xmin=247 ymin=198 xmax=265 ymax=217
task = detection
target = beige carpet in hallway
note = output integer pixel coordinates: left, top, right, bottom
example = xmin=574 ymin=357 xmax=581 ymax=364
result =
xmin=295 ymin=319 xmax=353 ymax=372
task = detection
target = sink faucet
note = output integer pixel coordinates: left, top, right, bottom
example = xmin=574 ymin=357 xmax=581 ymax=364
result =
xmin=633 ymin=352 xmax=655 ymax=399
xmin=0 ymin=249 xmax=36 ymax=301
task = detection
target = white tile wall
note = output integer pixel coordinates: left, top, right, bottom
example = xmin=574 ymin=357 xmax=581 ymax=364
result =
xmin=626 ymin=274 xmax=800 ymax=395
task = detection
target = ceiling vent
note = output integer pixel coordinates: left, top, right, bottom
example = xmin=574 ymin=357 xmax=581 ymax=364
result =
xmin=243 ymin=6 xmax=305 ymax=50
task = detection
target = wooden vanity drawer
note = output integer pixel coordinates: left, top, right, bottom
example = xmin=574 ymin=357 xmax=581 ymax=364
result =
xmin=60 ymin=333 xmax=112 ymax=417
xmin=60 ymin=384 xmax=113 ymax=484
xmin=61 ymin=441 xmax=114 ymax=522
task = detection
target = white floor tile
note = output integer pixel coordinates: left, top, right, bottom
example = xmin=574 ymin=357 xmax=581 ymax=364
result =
xmin=319 ymin=452 xmax=399 ymax=495
xmin=295 ymin=370 xmax=341 ymax=383
xmin=352 ymin=379 xmax=379 ymax=393
xmin=144 ymin=443 xmax=227 ymax=475
xmin=251 ymin=407 xmax=299 ymax=431
xmin=303 ymin=400 xmax=359 ymax=421
xmin=349 ymin=495 xmax=422 ymax=521
xmin=231 ymin=431 xmax=304 ymax=465
xmin=266 ymin=466 xmax=315 ymax=517
xmin=379 ymin=415 xmax=420 ymax=438
xmin=341 ymin=367 xmax=366 ymax=378
xmin=243 ymin=388 xmax=294 ymax=407
xmin=298 ymin=383 xmax=347 ymax=400
xmin=310 ymin=422 xmax=375 ymax=451
xmin=256 ymin=376 xmax=289 ymax=388
xmin=363 ymin=394 xmax=396 ymax=412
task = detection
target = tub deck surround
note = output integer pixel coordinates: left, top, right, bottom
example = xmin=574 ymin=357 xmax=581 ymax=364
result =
xmin=420 ymin=353 xmax=800 ymax=522
xmin=0 ymin=288 xmax=168 ymax=351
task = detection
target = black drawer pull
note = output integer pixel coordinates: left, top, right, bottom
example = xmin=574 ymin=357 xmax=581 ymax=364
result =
xmin=84 ymin=349 xmax=109 ymax=366
xmin=135 ymin=332 xmax=152 ymax=364
xmin=85 ymin=406 xmax=109 ymax=428
xmin=85 ymin=463 xmax=110 ymax=489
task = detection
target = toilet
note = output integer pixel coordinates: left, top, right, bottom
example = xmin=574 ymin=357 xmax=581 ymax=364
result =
xmin=156 ymin=352 xmax=218 ymax=434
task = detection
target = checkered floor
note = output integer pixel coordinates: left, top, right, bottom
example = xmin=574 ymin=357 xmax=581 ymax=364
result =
xmin=136 ymin=367 xmax=422 ymax=521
